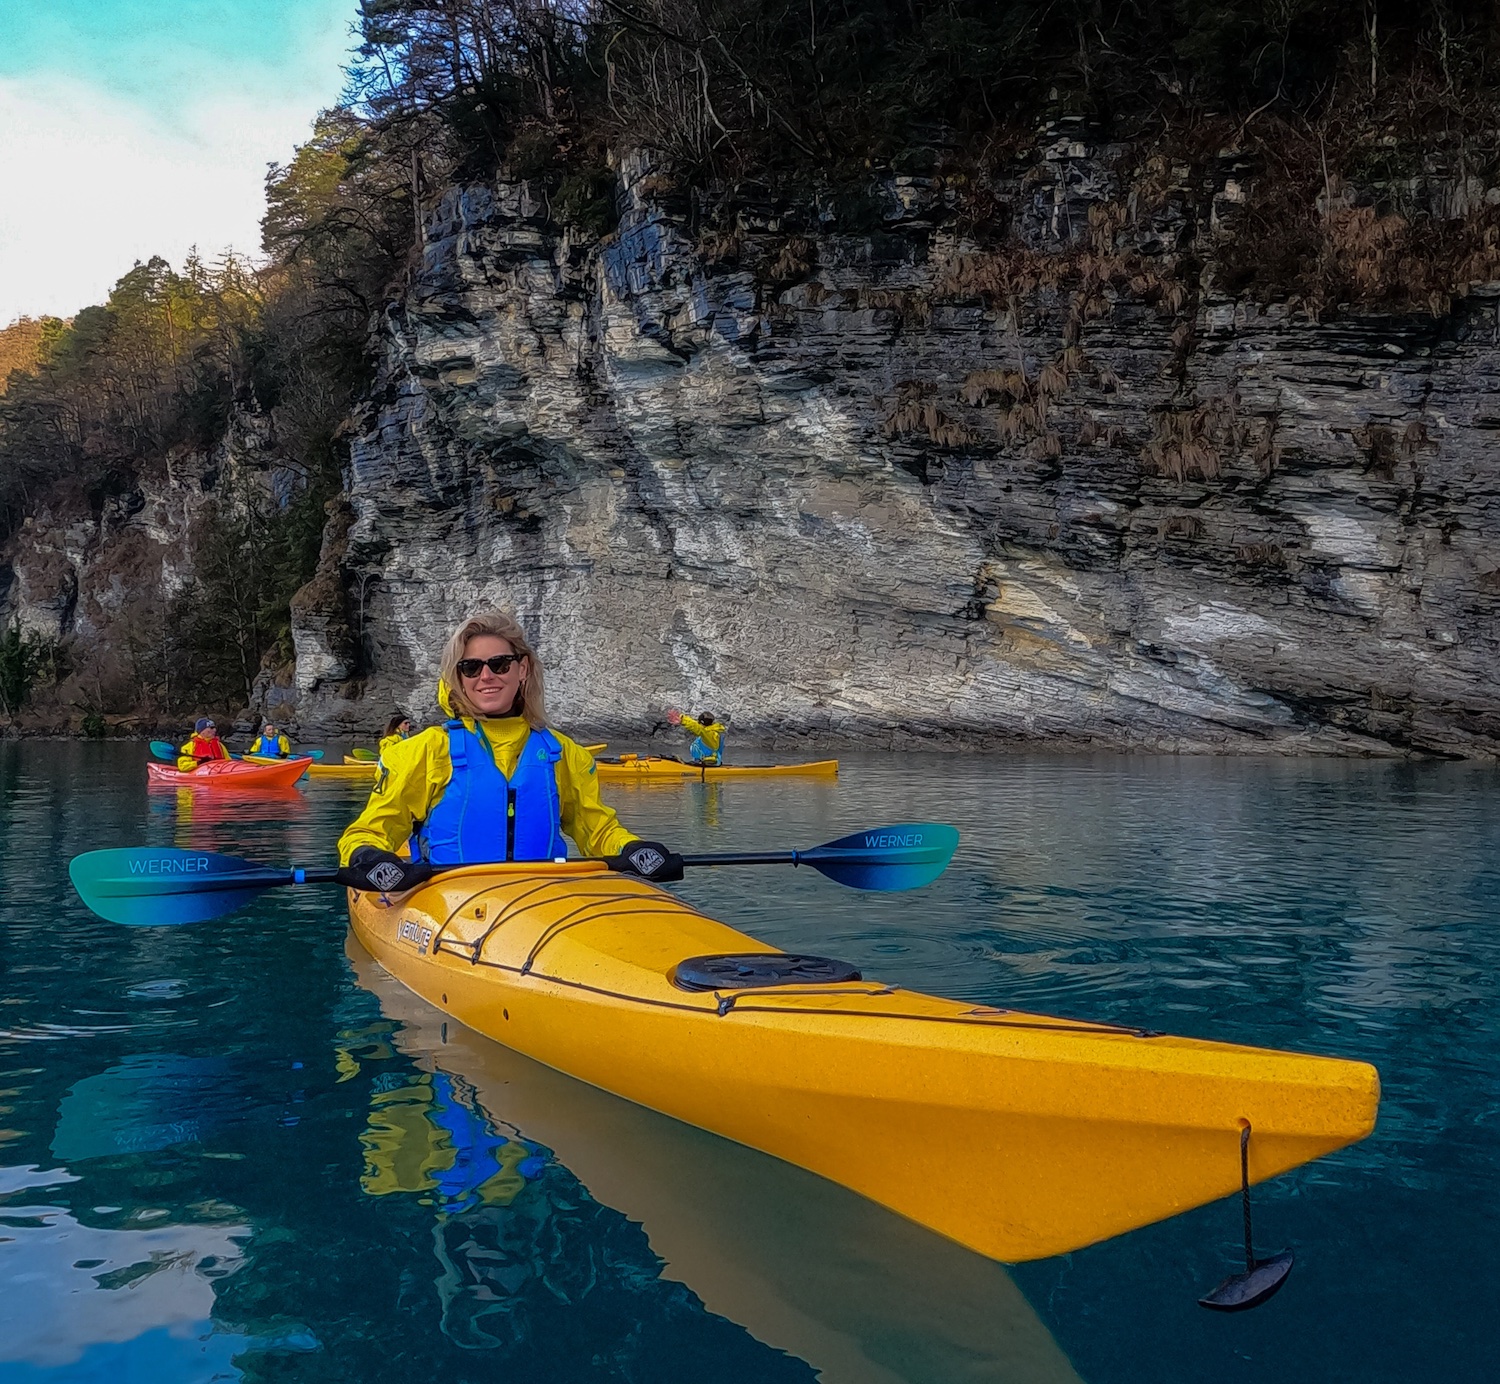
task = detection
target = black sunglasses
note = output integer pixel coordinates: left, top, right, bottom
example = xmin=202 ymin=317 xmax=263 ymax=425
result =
xmin=457 ymin=654 xmax=524 ymax=678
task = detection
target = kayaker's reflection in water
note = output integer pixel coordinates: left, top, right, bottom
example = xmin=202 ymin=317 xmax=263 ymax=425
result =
xmin=334 ymin=609 xmax=684 ymax=890
xmin=360 ymin=1068 xmax=734 ymax=1359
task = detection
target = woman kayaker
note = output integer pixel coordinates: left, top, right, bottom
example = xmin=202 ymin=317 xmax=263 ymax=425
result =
xmin=176 ymin=717 xmax=229 ymax=772
xmin=667 ymin=709 xmax=727 ymax=765
xmin=248 ymin=722 xmax=291 ymax=757
xmin=378 ymin=713 xmax=412 ymax=762
xmin=336 ymin=611 xmax=682 ymax=893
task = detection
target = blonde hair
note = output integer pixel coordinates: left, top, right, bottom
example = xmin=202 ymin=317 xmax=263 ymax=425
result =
xmin=439 ymin=610 xmax=548 ymax=728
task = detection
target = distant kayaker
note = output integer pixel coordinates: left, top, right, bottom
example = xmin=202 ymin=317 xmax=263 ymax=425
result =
xmin=667 ymin=709 xmax=727 ymax=765
xmin=336 ymin=611 xmax=682 ymax=892
xmin=248 ymin=722 xmax=291 ymax=757
xmin=177 ymin=717 xmax=229 ymax=772
xmin=378 ymin=713 xmax=412 ymax=762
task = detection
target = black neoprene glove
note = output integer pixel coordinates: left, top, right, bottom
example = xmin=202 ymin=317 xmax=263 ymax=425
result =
xmin=337 ymin=847 xmax=432 ymax=894
xmin=607 ymin=840 xmax=685 ymax=883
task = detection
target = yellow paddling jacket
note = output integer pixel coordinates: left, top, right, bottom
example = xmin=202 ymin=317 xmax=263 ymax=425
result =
xmin=338 ymin=707 xmax=636 ymax=867
xmin=679 ymin=715 xmax=725 ymax=762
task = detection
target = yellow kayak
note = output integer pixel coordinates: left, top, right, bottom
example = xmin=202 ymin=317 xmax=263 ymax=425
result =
xmin=312 ymin=761 xmax=378 ymax=780
xmin=349 ymin=864 xmax=1379 ymax=1263
xmin=244 ymin=753 xmax=373 ymax=782
xmin=339 ymin=745 xmax=605 ymax=770
xmin=596 ymin=755 xmax=838 ymax=780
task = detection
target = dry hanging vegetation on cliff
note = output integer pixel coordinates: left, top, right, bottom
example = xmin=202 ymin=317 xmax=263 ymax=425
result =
xmin=10 ymin=1 xmax=1500 ymax=724
xmin=344 ymin=1 xmax=1500 ymax=315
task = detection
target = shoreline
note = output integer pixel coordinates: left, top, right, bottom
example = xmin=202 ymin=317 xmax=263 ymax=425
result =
xmin=0 ymin=722 xmax=1480 ymax=761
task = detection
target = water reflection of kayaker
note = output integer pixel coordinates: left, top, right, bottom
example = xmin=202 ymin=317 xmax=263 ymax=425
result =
xmin=360 ymin=1069 xmax=541 ymax=1213
xmin=335 ymin=611 xmax=683 ymax=890
xmin=666 ymin=709 xmax=727 ymax=764
xmin=247 ymin=721 xmax=292 ymax=757
xmin=176 ymin=717 xmax=229 ymax=771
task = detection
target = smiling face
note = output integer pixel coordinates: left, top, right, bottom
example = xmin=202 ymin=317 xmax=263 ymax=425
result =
xmin=458 ymin=633 xmax=529 ymax=717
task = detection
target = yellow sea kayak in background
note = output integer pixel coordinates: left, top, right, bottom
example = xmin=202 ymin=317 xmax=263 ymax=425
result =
xmin=349 ymin=864 xmax=1378 ymax=1263
xmin=596 ymin=755 xmax=838 ymax=781
xmin=311 ymin=761 xmax=378 ymax=780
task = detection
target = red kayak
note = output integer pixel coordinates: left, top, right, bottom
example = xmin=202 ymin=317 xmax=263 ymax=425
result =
xmin=146 ymin=758 xmax=311 ymax=790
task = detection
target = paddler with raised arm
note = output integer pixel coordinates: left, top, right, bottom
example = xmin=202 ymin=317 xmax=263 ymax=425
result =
xmin=666 ymin=709 xmax=727 ymax=765
xmin=176 ymin=717 xmax=229 ymax=772
xmin=336 ymin=611 xmax=683 ymax=893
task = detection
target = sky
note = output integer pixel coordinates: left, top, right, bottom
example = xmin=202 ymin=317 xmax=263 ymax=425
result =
xmin=0 ymin=0 xmax=360 ymax=326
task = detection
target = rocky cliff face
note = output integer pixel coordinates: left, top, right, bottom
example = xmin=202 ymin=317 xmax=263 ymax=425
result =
xmin=285 ymin=136 xmax=1500 ymax=756
xmin=12 ymin=131 xmax=1498 ymax=754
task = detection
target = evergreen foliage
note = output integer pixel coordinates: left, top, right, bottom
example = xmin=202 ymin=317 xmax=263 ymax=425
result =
xmin=0 ymin=621 xmax=60 ymax=717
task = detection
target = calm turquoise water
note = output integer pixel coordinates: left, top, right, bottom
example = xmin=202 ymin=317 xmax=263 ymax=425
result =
xmin=2 ymin=743 xmax=1496 ymax=1382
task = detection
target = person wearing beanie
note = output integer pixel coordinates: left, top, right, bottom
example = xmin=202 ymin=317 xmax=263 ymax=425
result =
xmin=177 ymin=717 xmax=229 ymax=772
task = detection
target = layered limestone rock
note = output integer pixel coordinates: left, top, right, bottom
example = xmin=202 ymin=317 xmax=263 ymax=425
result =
xmin=290 ymin=137 xmax=1500 ymax=755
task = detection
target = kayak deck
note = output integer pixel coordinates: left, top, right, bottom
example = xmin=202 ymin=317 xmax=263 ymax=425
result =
xmin=349 ymin=866 xmax=1378 ymax=1263
xmin=146 ymin=758 xmax=309 ymax=790
xmin=596 ymin=756 xmax=839 ymax=780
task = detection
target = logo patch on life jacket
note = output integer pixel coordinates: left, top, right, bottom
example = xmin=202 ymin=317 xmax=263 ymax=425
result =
xmin=369 ymin=861 xmax=407 ymax=892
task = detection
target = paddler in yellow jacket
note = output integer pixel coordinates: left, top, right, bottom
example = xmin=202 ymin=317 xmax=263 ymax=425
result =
xmin=177 ymin=717 xmax=229 ymax=772
xmin=378 ymin=713 xmax=412 ymax=764
xmin=666 ymin=708 xmax=727 ymax=764
xmin=336 ymin=611 xmax=683 ymax=893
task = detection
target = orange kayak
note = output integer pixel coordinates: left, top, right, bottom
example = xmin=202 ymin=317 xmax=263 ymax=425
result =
xmin=146 ymin=758 xmax=310 ymax=790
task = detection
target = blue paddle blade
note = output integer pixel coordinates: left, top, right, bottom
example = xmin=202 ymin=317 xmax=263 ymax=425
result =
xmin=68 ymin=848 xmax=289 ymax=926
xmin=803 ymin=823 xmax=959 ymax=891
xmin=149 ymin=741 xmax=178 ymax=761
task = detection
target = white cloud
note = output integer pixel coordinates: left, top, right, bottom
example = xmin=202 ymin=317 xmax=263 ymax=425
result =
xmin=0 ymin=73 xmax=332 ymax=324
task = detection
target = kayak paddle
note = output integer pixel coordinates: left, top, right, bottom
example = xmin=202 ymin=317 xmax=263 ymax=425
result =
xmin=349 ymin=747 xmax=378 ymax=761
xmin=68 ymin=823 xmax=959 ymax=926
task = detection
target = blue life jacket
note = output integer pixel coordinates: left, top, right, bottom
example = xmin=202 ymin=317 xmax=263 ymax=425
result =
xmin=689 ymin=726 xmax=725 ymax=763
xmin=415 ymin=722 xmax=565 ymax=864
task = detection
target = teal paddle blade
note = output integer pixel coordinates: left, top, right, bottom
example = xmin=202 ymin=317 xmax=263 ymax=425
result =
xmin=802 ymin=823 xmax=959 ymax=891
xmin=149 ymin=741 xmax=178 ymax=761
xmin=68 ymin=848 xmax=290 ymax=926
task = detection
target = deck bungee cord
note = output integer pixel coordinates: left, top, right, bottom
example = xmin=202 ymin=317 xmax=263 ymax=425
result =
xmin=421 ymin=868 xmax=1162 ymax=1034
